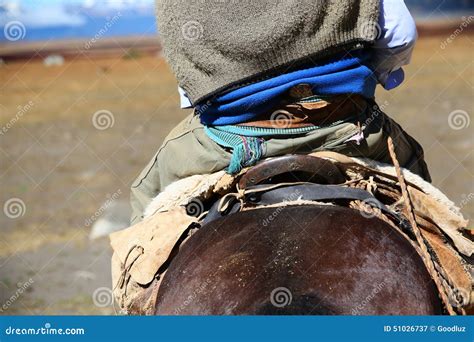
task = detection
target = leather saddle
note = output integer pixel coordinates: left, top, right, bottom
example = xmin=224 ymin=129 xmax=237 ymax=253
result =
xmin=202 ymin=154 xmax=399 ymax=225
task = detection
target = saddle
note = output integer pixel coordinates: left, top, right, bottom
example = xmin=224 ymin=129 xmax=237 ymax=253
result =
xmin=110 ymin=151 xmax=474 ymax=315
xmin=203 ymin=154 xmax=398 ymax=225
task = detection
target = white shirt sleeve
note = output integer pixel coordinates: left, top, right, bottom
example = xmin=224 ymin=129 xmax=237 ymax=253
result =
xmin=371 ymin=0 xmax=418 ymax=89
xmin=178 ymin=86 xmax=193 ymax=108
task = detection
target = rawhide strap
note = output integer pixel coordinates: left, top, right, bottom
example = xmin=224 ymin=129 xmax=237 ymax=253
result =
xmin=202 ymin=183 xmax=403 ymax=226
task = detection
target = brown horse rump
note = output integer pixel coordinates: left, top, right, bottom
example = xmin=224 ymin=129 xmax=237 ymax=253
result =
xmin=110 ymin=152 xmax=473 ymax=315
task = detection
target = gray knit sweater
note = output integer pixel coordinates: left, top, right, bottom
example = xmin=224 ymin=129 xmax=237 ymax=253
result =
xmin=156 ymin=0 xmax=380 ymax=105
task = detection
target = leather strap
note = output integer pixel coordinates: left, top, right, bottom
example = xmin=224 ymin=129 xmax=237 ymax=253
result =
xmin=203 ymin=183 xmax=403 ymax=225
xmin=237 ymin=95 xmax=367 ymax=129
xmin=238 ymin=154 xmax=346 ymax=188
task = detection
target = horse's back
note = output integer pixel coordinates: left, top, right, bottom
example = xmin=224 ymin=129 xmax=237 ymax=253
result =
xmin=155 ymin=205 xmax=442 ymax=315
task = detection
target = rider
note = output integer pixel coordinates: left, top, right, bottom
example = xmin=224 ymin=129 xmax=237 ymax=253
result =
xmin=130 ymin=0 xmax=431 ymax=224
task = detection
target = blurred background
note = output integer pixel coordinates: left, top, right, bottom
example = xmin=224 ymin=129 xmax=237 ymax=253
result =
xmin=0 ymin=0 xmax=473 ymax=314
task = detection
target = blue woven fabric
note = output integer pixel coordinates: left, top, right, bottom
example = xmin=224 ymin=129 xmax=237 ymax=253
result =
xmin=198 ymin=52 xmax=376 ymax=125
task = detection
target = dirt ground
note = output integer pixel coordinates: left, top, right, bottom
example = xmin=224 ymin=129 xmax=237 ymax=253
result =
xmin=0 ymin=35 xmax=472 ymax=314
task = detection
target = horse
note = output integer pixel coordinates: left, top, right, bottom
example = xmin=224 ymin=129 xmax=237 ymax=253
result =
xmin=154 ymin=202 xmax=443 ymax=315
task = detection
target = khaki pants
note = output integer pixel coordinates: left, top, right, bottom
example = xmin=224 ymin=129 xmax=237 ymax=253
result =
xmin=130 ymin=102 xmax=431 ymax=224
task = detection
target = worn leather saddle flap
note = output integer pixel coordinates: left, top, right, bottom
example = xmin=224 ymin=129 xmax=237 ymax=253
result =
xmin=311 ymin=151 xmax=473 ymax=257
xmin=110 ymin=207 xmax=197 ymax=285
xmin=408 ymin=186 xmax=472 ymax=257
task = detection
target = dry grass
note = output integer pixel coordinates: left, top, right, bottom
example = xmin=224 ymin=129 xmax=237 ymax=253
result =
xmin=0 ymin=35 xmax=472 ymax=314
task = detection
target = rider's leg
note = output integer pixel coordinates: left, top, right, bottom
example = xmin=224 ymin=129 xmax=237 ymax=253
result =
xmin=130 ymin=114 xmax=230 ymax=224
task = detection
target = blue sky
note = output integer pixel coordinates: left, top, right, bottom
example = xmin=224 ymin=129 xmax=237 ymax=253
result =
xmin=0 ymin=0 xmax=157 ymax=41
xmin=1 ymin=0 xmax=471 ymax=42
xmin=0 ymin=0 xmax=154 ymax=28
xmin=2 ymin=0 xmax=473 ymax=28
